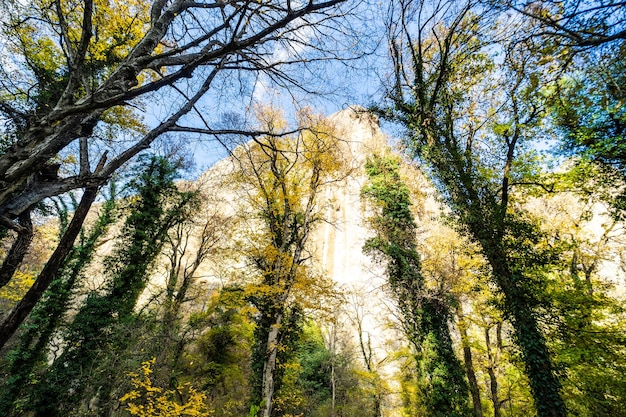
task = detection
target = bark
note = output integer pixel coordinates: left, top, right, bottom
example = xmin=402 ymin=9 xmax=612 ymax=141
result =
xmin=261 ymin=312 xmax=283 ymax=417
xmin=385 ymin=1 xmax=568 ymax=412
xmin=457 ymin=307 xmax=483 ymax=417
xmin=485 ymin=326 xmax=501 ymax=417
xmin=0 ymin=0 xmax=348 ymax=218
xmin=0 ymin=186 xmax=98 ymax=350
xmin=0 ymin=210 xmax=33 ymax=288
xmin=0 ymin=196 xmax=116 ymax=416
xmin=329 ymin=325 xmax=337 ymax=417
xmin=357 ymin=325 xmax=382 ymax=417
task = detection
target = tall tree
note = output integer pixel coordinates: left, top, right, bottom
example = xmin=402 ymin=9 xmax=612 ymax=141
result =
xmin=0 ymin=183 xmax=102 ymax=349
xmin=23 ymin=155 xmax=196 ymax=416
xmin=0 ymin=186 xmax=118 ymax=415
xmin=378 ymin=1 xmax=566 ymax=415
xmin=526 ymin=191 xmax=626 ymax=416
xmin=362 ymin=153 xmax=471 ymax=417
xmin=496 ymin=1 xmax=626 ymax=216
xmin=232 ymin=108 xmax=344 ymax=417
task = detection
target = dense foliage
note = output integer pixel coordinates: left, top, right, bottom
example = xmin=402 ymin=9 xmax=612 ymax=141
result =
xmin=363 ymin=154 xmax=471 ymax=417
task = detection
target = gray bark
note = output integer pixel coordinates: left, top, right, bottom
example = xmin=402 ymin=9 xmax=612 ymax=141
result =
xmin=261 ymin=313 xmax=284 ymax=417
xmin=485 ymin=326 xmax=501 ymax=417
xmin=0 ymin=186 xmax=99 ymax=350
xmin=0 ymin=211 xmax=33 ymax=288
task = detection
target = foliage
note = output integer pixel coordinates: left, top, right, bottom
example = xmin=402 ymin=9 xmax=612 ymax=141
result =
xmin=547 ymin=278 xmax=626 ymax=417
xmin=496 ymin=0 xmax=626 ymax=49
xmin=0 ymin=187 xmax=117 ymax=416
xmin=362 ymin=153 xmax=471 ymax=417
xmin=20 ymin=155 xmax=196 ymax=416
xmin=0 ymin=270 xmax=35 ymax=302
xmin=232 ymin=107 xmax=345 ymax=417
xmin=270 ymin=320 xmax=380 ymax=417
xmin=120 ymin=358 xmax=210 ymax=417
xmin=526 ymin=192 xmax=626 ymax=416
xmin=547 ymin=50 xmax=626 ymax=217
xmin=551 ymin=63 xmax=626 ymax=168
xmin=0 ymin=0 xmax=353 ymax=232
xmin=182 ymin=287 xmax=255 ymax=417
xmin=377 ymin=2 xmax=568 ymax=415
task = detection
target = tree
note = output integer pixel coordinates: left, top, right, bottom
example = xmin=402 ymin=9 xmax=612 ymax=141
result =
xmin=0 ymin=0 xmax=354 ymax=292
xmin=547 ymin=51 xmax=626 ymax=216
xmin=494 ymin=0 xmax=626 ymax=48
xmin=378 ymin=1 xmax=566 ymax=415
xmin=526 ymin=191 xmax=626 ymax=416
xmin=494 ymin=1 xmax=626 ymax=217
xmin=342 ymin=287 xmax=388 ymax=417
xmin=0 ymin=182 xmax=102 ymax=349
xmin=362 ymin=153 xmax=471 ymax=417
xmin=0 ymin=211 xmax=33 ymax=289
xmin=231 ymin=107 xmax=345 ymax=417
xmin=416 ymin=225 xmax=487 ymax=417
xmin=0 ymin=186 xmax=117 ymax=415
xmin=22 ymin=155 xmax=196 ymax=416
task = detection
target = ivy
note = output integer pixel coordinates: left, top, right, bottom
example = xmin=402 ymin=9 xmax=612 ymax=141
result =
xmin=22 ymin=156 xmax=197 ymax=416
xmin=0 ymin=184 xmax=118 ymax=416
xmin=362 ymin=154 xmax=471 ymax=417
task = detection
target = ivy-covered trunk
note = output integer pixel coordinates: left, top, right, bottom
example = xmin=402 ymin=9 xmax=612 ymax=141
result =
xmin=251 ymin=301 xmax=302 ymax=417
xmin=480 ymin=242 xmax=565 ymax=417
xmin=380 ymin=1 xmax=568 ymax=412
xmin=362 ymin=154 xmax=471 ymax=417
xmin=24 ymin=156 xmax=195 ymax=417
xmin=261 ymin=309 xmax=283 ymax=417
xmin=0 ymin=186 xmax=99 ymax=349
xmin=0 ymin=193 xmax=117 ymax=416
xmin=456 ymin=307 xmax=483 ymax=417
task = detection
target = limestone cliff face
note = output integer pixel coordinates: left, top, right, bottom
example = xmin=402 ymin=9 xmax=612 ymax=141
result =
xmin=312 ymin=107 xmax=387 ymax=289
xmin=197 ymin=106 xmax=392 ymax=295
xmin=194 ymin=106 xmax=407 ymax=367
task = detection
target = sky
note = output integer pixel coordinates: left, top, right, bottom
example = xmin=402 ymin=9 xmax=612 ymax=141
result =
xmin=138 ymin=1 xmax=389 ymax=179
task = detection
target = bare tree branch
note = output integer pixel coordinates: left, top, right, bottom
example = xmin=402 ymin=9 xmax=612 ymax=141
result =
xmin=0 ymin=0 xmax=353 ymax=220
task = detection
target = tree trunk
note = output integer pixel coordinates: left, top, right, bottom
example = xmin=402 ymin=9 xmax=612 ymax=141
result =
xmin=485 ymin=246 xmax=566 ymax=417
xmin=0 ymin=187 xmax=98 ymax=350
xmin=0 ymin=210 xmax=34 ymax=288
xmin=329 ymin=324 xmax=337 ymax=417
xmin=485 ymin=326 xmax=501 ymax=417
xmin=457 ymin=306 xmax=483 ymax=417
xmin=0 ymin=196 xmax=115 ymax=416
xmin=261 ymin=312 xmax=283 ymax=417
xmin=357 ymin=326 xmax=382 ymax=417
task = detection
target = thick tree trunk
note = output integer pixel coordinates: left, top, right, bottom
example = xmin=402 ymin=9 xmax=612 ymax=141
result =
xmin=484 ymin=245 xmax=566 ymax=417
xmin=457 ymin=307 xmax=483 ymax=417
xmin=0 ymin=196 xmax=115 ymax=416
xmin=0 ymin=210 xmax=33 ymax=288
xmin=0 ymin=187 xmax=97 ymax=350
